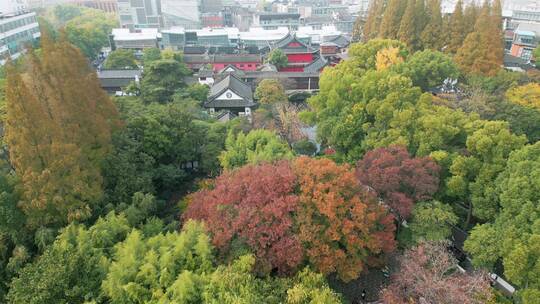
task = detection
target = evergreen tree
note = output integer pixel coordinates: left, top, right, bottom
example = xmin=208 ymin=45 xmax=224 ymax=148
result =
xmin=363 ymin=0 xmax=386 ymax=41
xmin=379 ymin=0 xmax=403 ymax=39
xmin=463 ymin=3 xmax=479 ymax=37
xmin=420 ymin=0 xmax=443 ymax=50
xmin=398 ymin=0 xmax=418 ymax=49
xmin=414 ymin=0 xmax=428 ymax=45
xmin=4 ymin=31 xmax=120 ymax=228
xmin=447 ymin=0 xmax=465 ymax=53
xmin=490 ymin=0 xmax=504 ymax=65
xmin=455 ymin=0 xmax=502 ymax=76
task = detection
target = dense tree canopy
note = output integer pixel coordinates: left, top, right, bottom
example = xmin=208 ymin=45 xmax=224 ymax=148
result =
xmin=294 ymin=157 xmax=396 ymax=281
xmin=103 ymin=97 xmax=226 ymax=203
xmin=103 ymin=49 xmax=138 ymax=69
xmin=60 ymin=7 xmax=118 ymax=60
xmin=505 ymin=83 xmax=540 ymax=110
xmin=8 ymin=213 xmax=131 ymax=304
xmin=0 ymin=2 xmax=537 ymax=301
xmin=267 ymin=49 xmax=288 ymax=69
xmin=186 ymin=157 xmax=396 ymax=282
xmin=142 ymin=47 xmax=162 ymax=63
xmin=392 ymin=49 xmax=459 ymax=91
xmin=5 ymin=34 xmax=120 ymax=228
xmin=219 ymin=129 xmax=293 ymax=170
xmin=140 ymin=59 xmax=191 ymax=103
xmin=409 ymin=201 xmax=458 ymax=243
xmin=455 ymin=0 xmax=503 ymax=76
xmin=255 ymin=79 xmax=288 ymax=104
xmin=184 ymin=162 xmax=302 ymax=275
xmin=464 ymin=142 xmax=540 ymax=302
xmin=356 ymin=146 xmax=440 ymax=220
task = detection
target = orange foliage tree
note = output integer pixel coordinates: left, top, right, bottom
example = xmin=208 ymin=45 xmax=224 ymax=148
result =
xmin=293 ymin=157 xmax=396 ymax=282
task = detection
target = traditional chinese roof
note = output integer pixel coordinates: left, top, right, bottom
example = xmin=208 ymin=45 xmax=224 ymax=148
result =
xmin=205 ymin=73 xmax=255 ymax=108
xmin=304 ymin=56 xmax=328 ymax=73
xmin=273 ymin=33 xmax=317 ymax=54
xmin=97 ymin=69 xmax=141 ymax=89
xmin=323 ymin=35 xmax=350 ymax=48
xmin=218 ymin=64 xmax=246 ymax=76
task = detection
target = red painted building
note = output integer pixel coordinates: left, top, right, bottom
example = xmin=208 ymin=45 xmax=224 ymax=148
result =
xmin=273 ymin=33 xmax=318 ymax=72
xmin=183 ymin=54 xmax=262 ymax=71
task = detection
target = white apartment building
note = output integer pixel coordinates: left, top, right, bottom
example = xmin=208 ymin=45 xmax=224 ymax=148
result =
xmin=1 ymin=1 xmax=40 ymax=65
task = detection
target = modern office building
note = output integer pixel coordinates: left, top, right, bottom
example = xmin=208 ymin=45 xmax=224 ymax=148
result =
xmin=0 ymin=10 xmax=41 ymax=65
xmin=161 ymin=0 xmax=201 ymax=29
xmin=117 ymin=0 xmax=163 ymax=29
xmin=255 ymin=13 xmax=301 ymax=30
xmin=509 ymin=22 xmax=539 ymax=60
xmin=110 ymin=28 xmax=160 ymax=50
xmin=0 ymin=0 xmax=28 ymax=16
xmin=68 ymin=0 xmax=118 ymax=13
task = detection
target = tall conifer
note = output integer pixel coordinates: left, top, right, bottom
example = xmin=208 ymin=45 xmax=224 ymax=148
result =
xmin=420 ymin=0 xmax=443 ymax=50
xmin=447 ymin=0 xmax=465 ymax=53
xmin=363 ymin=0 xmax=386 ymax=41
xmin=379 ymin=0 xmax=403 ymax=39
xmin=455 ymin=0 xmax=501 ymax=76
xmin=415 ymin=0 xmax=428 ymax=45
xmin=463 ymin=3 xmax=478 ymax=36
xmin=398 ymin=0 xmax=418 ymax=49
xmin=5 ymin=30 xmax=120 ymax=227
xmin=490 ymin=0 xmax=504 ymax=64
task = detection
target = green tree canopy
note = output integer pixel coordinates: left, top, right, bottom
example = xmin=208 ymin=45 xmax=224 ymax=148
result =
xmin=409 ymin=201 xmax=458 ymax=243
xmin=392 ymin=49 xmax=460 ymax=91
xmin=140 ymin=59 xmax=191 ymax=103
xmin=267 ymin=49 xmax=288 ymax=69
xmin=464 ymin=142 xmax=540 ymax=303
xmin=63 ymin=8 xmax=118 ymax=59
xmin=7 ymin=213 xmax=131 ymax=304
xmin=142 ymin=47 xmax=161 ymax=63
xmin=104 ymin=49 xmax=138 ymax=69
xmin=255 ymin=79 xmax=288 ymax=104
xmin=103 ymin=98 xmax=226 ymax=203
xmin=219 ymin=129 xmax=293 ymax=169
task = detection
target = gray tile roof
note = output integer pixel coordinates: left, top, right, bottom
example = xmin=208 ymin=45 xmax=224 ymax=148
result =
xmin=304 ymin=56 xmax=328 ymax=72
xmin=97 ymin=69 xmax=141 ymax=89
xmin=324 ymin=35 xmax=350 ymax=48
xmin=97 ymin=69 xmax=142 ymax=78
xmin=273 ymin=33 xmax=317 ymax=53
xmin=218 ymin=64 xmax=246 ymax=76
xmin=205 ymin=74 xmax=255 ymax=108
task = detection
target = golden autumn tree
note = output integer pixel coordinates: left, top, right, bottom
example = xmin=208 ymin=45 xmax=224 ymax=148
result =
xmin=293 ymin=157 xmax=396 ymax=282
xmin=506 ymin=83 xmax=540 ymax=110
xmin=455 ymin=0 xmax=502 ymax=76
xmin=376 ymin=46 xmax=405 ymax=70
xmin=4 ymin=31 xmax=120 ymax=228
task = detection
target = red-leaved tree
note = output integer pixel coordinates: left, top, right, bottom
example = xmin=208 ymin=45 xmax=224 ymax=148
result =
xmin=294 ymin=157 xmax=396 ymax=282
xmin=183 ymin=161 xmax=303 ymax=275
xmin=380 ymin=242 xmax=494 ymax=304
xmin=356 ymin=146 xmax=440 ymax=220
